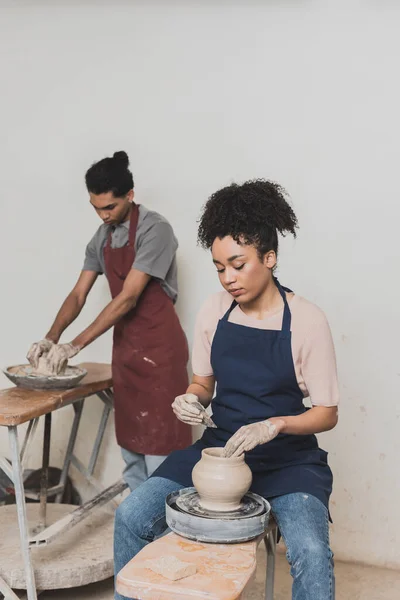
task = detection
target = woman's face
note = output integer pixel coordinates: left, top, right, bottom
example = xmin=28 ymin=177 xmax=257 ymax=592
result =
xmin=211 ymin=236 xmax=276 ymax=304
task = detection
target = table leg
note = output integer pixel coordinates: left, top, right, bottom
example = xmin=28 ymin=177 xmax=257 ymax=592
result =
xmin=0 ymin=573 xmax=21 ymax=599
xmin=88 ymin=402 xmax=111 ymax=476
xmin=38 ymin=413 xmax=51 ymax=531
xmin=8 ymin=426 xmax=37 ymax=600
xmin=55 ymin=400 xmax=84 ymax=503
xmin=20 ymin=418 xmax=40 ymax=471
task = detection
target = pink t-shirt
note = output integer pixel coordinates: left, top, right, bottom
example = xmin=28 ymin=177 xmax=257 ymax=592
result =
xmin=192 ymin=291 xmax=339 ymax=407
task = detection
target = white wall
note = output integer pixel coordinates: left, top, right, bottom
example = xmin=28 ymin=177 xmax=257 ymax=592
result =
xmin=0 ymin=0 xmax=399 ymax=568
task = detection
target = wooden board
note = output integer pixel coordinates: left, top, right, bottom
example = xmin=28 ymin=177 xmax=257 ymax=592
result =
xmin=0 ymin=363 xmax=112 ymax=426
xmin=117 ymin=531 xmax=259 ymax=600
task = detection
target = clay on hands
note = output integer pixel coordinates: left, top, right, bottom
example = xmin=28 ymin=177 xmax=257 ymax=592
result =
xmin=27 ymin=339 xmax=54 ymax=369
xmin=46 ymin=343 xmax=81 ymax=375
xmin=223 ymin=419 xmax=284 ymax=458
xmin=34 ymin=354 xmax=62 ymax=376
xmin=172 ymin=393 xmax=216 ymax=428
xmin=191 ymin=400 xmax=217 ymax=428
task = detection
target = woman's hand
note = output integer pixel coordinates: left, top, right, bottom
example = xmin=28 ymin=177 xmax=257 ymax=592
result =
xmin=172 ymin=393 xmax=204 ymax=425
xmin=223 ymin=418 xmax=285 ymax=458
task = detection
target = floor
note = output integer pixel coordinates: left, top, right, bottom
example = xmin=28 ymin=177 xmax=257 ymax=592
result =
xmin=37 ymin=547 xmax=400 ymax=600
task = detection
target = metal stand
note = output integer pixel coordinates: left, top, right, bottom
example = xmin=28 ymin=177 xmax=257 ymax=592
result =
xmin=264 ymin=522 xmax=278 ymax=600
xmin=0 ymin=387 xmax=127 ymax=600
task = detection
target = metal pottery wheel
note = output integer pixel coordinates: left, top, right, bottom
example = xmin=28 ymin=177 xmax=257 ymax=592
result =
xmin=3 ymin=364 xmax=87 ymax=390
xmin=166 ymin=487 xmax=271 ymax=544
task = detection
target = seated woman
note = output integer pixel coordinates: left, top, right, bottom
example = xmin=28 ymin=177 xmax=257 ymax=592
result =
xmin=114 ymin=179 xmax=339 ymax=600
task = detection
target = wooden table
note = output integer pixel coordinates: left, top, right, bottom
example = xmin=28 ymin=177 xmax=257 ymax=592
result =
xmin=0 ymin=363 xmax=127 ymax=600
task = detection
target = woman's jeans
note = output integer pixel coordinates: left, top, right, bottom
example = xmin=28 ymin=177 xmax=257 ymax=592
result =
xmin=114 ymin=477 xmax=335 ymax=600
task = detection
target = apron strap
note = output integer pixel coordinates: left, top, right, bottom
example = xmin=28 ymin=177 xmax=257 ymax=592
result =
xmin=128 ymin=204 xmax=140 ymax=246
xmin=105 ymin=225 xmax=113 ymax=249
xmin=222 ymin=300 xmax=237 ymax=321
xmin=274 ymin=278 xmax=292 ymax=336
xmin=105 ymin=203 xmax=140 ymax=249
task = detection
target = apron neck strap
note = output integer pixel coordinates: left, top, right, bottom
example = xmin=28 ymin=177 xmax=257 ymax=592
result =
xmin=274 ymin=278 xmax=292 ymax=335
xmin=222 ymin=300 xmax=238 ymax=320
xmin=105 ymin=203 xmax=140 ymax=248
xmin=128 ymin=204 xmax=140 ymax=246
xmin=221 ymin=278 xmax=293 ymax=335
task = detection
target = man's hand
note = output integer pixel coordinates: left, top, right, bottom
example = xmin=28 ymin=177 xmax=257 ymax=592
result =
xmin=223 ymin=418 xmax=285 ymax=458
xmin=46 ymin=343 xmax=81 ymax=375
xmin=27 ymin=339 xmax=54 ymax=369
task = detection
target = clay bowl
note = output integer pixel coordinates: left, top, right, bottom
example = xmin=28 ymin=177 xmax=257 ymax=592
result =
xmin=192 ymin=447 xmax=252 ymax=512
xmin=3 ymin=364 xmax=87 ymax=390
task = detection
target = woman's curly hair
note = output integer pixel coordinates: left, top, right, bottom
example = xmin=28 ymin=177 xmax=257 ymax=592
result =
xmin=197 ymin=179 xmax=298 ymax=257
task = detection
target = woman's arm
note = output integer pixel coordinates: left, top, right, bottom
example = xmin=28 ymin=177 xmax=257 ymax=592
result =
xmin=224 ymin=407 xmax=338 ymax=458
xmin=185 ymin=374 xmax=215 ymax=408
xmin=271 ymin=405 xmax=338 ymax=435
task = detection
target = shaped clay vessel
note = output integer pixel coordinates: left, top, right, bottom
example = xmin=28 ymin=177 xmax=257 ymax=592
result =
xmin=192 ymin=447 xmax=252 ymax=512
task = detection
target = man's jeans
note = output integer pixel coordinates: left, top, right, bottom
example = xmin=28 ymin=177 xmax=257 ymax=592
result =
xmin=121 ymin=447 xmax=167 ymax=491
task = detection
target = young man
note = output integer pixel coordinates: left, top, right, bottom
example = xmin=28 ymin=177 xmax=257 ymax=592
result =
xmin=27 ymin=151 xmax=191 ymax=490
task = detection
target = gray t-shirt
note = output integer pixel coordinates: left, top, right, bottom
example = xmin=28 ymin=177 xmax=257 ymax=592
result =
xmin=83 ymin=205 xmax=178 ymax=302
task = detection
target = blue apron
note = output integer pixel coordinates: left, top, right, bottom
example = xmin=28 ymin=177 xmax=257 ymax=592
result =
xmin=152 ymin=280 xmax=333 ymax=509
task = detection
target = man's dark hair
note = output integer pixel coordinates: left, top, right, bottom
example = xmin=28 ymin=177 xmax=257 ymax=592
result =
xmin=198 ymin=179 xmax=298 ymax=257
xmin=85 ymin=151 xmax=134 ymax=197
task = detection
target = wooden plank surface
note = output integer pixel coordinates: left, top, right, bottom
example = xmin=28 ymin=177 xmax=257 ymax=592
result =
xmin=0 ymin=363 xmax=112 ymax=426
xmin=117 ymin=531 xmax=258 ymax=600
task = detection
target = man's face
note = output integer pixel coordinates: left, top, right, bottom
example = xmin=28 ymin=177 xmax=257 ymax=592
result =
xmin=89 ymin=190 xmax=134 ymax=226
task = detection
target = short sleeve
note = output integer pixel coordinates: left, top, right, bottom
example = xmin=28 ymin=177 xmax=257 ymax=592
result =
xmin=133 ymin=221 xmax=178 ymax=279
xmin=301 ymin=312 xmax=340 ymax=407
xmin=192 ymin=294 xmax=227 ymax=377
xmin=83 ymin=235 xmax=103 ymax=274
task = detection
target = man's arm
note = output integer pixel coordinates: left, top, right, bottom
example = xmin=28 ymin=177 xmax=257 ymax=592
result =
xmin=27 ymin=270 xmax=98 ymax=368
xmin=70 ymin=268 xmax=151 ymax=349
xmin=46 ymin=271 xmax=99 ymax=343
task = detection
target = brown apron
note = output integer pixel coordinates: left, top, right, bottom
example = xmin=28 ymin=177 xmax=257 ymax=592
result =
xmin=103 ymin=205 xmax=191 ymax=455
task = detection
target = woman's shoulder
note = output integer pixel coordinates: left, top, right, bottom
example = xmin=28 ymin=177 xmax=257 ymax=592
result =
xmin=291 ymin=294 xmax=331 ymax=330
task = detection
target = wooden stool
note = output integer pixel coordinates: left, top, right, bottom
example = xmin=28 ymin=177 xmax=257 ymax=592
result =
xmin=117 ymin=520 xmax=278 ymax=600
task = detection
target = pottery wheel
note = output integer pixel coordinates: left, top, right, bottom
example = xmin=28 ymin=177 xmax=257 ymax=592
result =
xmin=175 ymin=488 xmax=265 ymax=520
xmin=166 ymin=487 xmax=271 ymax=544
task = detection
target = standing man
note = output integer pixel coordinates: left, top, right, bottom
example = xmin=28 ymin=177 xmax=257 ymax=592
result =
xmin=27 ymin=151 xmax=191 ymax=490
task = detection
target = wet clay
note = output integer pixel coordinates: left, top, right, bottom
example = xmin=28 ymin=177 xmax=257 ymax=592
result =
xmin=192 ymin=447 xmax=252 ymax=512
xmin=32 ymin=355 xmax=67 ymax=377
xmin=145 ymin=556 xmax=197 ymax=580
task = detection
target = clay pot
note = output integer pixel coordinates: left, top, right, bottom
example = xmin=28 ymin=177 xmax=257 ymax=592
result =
xmin=192 ymin=447 xmax=252 ymax=512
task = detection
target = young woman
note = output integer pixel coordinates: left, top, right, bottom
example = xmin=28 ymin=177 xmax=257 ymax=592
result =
xmin=114 ymin=179 xmax=339 ymax=600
